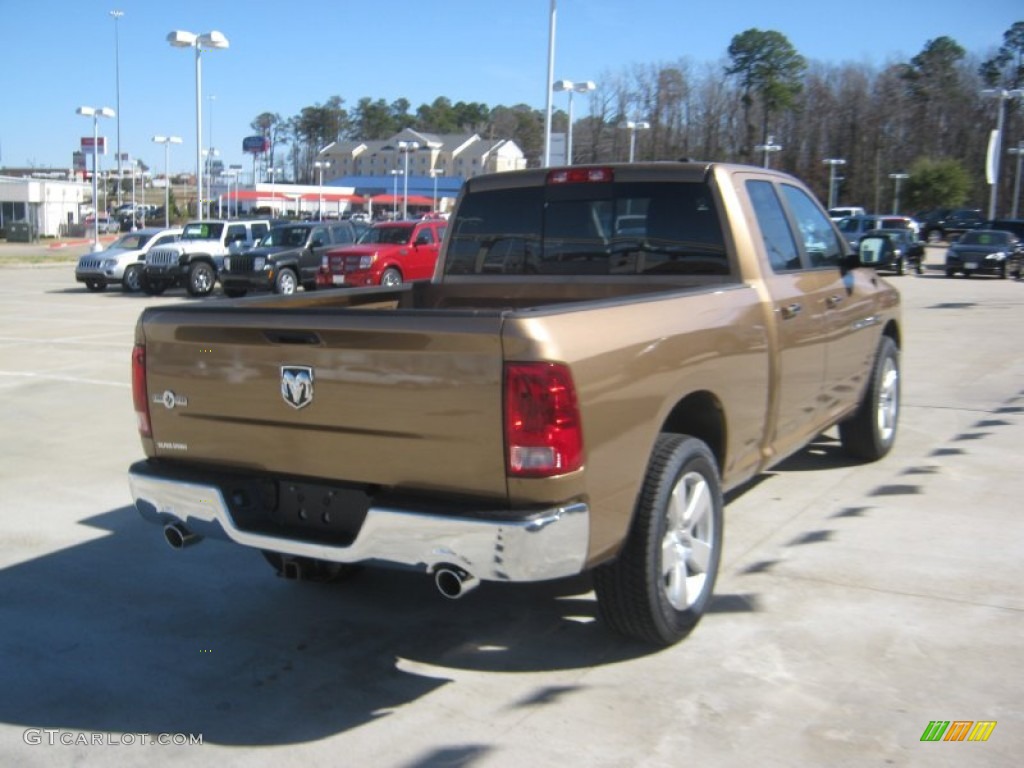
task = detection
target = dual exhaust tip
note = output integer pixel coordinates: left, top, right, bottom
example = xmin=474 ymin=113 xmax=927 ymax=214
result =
xmin=162 ymin=521 xmax=480 ymax=599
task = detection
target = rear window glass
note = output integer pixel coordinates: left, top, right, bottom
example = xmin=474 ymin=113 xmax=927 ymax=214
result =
xmin=445 ymin=181 xmax=729 ymax=276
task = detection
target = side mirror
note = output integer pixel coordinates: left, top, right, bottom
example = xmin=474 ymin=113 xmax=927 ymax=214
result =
xmin=857 ymin=236 xmax=888 ymax=267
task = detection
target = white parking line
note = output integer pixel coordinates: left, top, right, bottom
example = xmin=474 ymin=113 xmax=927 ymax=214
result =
xmin=0 ymin=371 xmax=129 ymax=388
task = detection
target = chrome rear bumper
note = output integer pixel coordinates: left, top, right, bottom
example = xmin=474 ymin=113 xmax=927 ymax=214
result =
xmin=129 ymin=467 xmax=590 ymax=583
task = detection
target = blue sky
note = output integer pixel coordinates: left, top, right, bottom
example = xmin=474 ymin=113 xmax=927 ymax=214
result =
xmin=1 ymin=0 xmax=1020 ymax=173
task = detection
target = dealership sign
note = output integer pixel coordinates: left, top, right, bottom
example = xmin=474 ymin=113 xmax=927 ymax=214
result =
xmin=242 ymin=136 xmax=270 ymax=154
xmin=80 ymin=136 xmax=107 ymax=156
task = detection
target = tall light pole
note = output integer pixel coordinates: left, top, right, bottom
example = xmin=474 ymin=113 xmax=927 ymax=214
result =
xmin=76 ymin=106 xmax=116 ymax=252
xmin=755 ymin=135 xmax=782 ymax=168
xmin=1009 ymin=141 xmax=1024 ymax=219
xmin=152 ymin=135 xmax=182 ymax=228
xmin=398 ymin=140 xmax=419 ymax=219
xmin=389 ymin=169 xmax=402 ymax=219
xmin=313 ymin=160 xmax=331 ymax=221
xmin=110 ymin=10 xmax=124 ymax=207
xmin=981 ymin=88 xmax=1024 ymax=220
xmin=823 ymin=158 xmax=846 ymax=210
xmin=543 ymin=0 xmax=557 ymax=167
xmin=267 ymin=166 xmax=282 ymax=216
xmin=888 ymin=172 xmax=909 ymax=215
xmin=202 ymin=148 xmax=220 ymax=218
xmin=626 ymin=120 xmax=649 ymax=163
xmin=430 ymin=168 xmax=444 ymax=213
xmin=553 ymin=79 xmax=596 ymax=166
xmin=167 ymin=29 xmax=229 ymax=220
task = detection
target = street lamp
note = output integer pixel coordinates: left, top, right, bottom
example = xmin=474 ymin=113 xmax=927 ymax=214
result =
xmin=314 ymin=159 xmax=332 ymax=221
xmin=167 ymin=29 xmax=229 ymax=220
xmin=430 ymin=168 xmax=445 ymax=213
xmin=389 ymin=169 xmax=403 ymax=220
xmin=552 ymin=79 xmax=596 ymax=166
xmin=888 ymin=172 xmax=909 ymax=215
xmin=755 ymin=135 xmax=782 ymax=168
xmin=626 ymin=120 xmax=650 ymax=163
xmin=397 ymin=141 xmax=419 ymax=219
xmin=130 ymin=157 xmax=137 ymax=229
xmin=823 ymin=158 xmax=846 ymax=210
xmin=110 ymin=10 xmax=124 ymax=207
xmin=202 ymin=148 xmax=220 ymax=217
xmin=981 ymin=88 xmax=1024 ymax=219
xmin=542 ymin=0 xmax=557 ymax=167
xmin=266 ymin=166 xmax=282 ymax=217
xmin=76 ymin=105 xmax=116 ymax=252
xmin=1009 ymin=141 xmax=1024 ymax=219
xmin=152 ymin=135 xmax=182 ymax=228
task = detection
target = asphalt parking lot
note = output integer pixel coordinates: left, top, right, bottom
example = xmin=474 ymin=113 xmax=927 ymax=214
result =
xmin=0 ymin=253 xmax=1021 ymax=767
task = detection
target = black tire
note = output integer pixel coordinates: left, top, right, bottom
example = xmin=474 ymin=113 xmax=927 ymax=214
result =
xmin=915 ymin=263 xmax=924 ymax=275
xmin=895 ymin=258 xmax=904 ymax=276
xmin=945 ymin=268 xmax=956 ymax=278
xmin=84 ymin=280 xmax=106 ymax=292
xmin=186 ymin=261 xmax=215 ymax=297
xmin=261 ymin=551 xmax=359 ymax=583
xmin=122 ymin=264 xmax=142 ymax=293
xmin=999 ymin=263 xmax=1007 ymax=280
xmin=839 ymin=336 xmax=900 ymax=461
xmin=380 ymin=268 xmax=402 ymax=287
xmin=274 ymin=268 xmax=298 ymax=295
xmin=593 ymin=434 xmax=723 ymax=646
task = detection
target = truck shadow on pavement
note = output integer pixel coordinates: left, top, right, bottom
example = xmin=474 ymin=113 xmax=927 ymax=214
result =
xmin=0 ymin=504 xmax=758 ymax=746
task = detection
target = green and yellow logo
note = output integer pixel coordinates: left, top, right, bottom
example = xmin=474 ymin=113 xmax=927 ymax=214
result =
xmin=920 ymin=721 xmax=997 ymax=742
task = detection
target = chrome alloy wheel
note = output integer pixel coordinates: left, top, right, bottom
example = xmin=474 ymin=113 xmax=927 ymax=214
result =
xmin=661 ymin=470 xmax=715 ymax=611
xmin=875 ymin=357 xmax=899 ymax=445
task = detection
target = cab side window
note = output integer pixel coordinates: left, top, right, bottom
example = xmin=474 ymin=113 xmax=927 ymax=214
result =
xmin=747 ymin=180 xmax=801 ymax=272
xmin=780 ymin=185 xmax=844 ymax=268
xmin=226 ymin=224 xmax=246 ymax=244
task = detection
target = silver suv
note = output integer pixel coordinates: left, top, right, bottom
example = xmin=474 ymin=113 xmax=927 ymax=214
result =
xmin=142 ymin=219 xmax=271 ymax=297
xmin=75 ymin=227 xmax=182 ymax=293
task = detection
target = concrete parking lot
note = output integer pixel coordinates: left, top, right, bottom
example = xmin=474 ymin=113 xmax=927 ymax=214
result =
xmin=0 ymin=255 xmax=1021 ymax=767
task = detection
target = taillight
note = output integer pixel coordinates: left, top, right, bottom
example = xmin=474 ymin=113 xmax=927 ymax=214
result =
xmin=504 ymin=362 xmax=583 ymax=477
xmin=547 ymin=167 xmax=613 ymax=185
xmin=132 ymin=344 xmax=151 ymax=437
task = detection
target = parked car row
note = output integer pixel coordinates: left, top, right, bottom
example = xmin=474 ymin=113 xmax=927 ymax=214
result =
xmin=77 ymin=213 xmax=1024 ymax=298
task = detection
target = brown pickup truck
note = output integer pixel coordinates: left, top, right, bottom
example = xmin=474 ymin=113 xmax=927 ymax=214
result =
xmin=129 ymin=163 xmax=901 ymax=646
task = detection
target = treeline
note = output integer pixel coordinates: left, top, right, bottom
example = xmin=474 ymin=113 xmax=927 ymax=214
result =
xmin=254 ymin=21 xmax=1024 ymax=214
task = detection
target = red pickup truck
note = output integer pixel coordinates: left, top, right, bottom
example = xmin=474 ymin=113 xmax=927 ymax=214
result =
xmin=317 ymin=219 xmax=447 ymax=288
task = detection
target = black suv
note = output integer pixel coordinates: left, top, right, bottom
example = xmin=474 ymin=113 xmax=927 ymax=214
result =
xmin=220 ymin=221 xmax=358 ymax=296
xmin=917 ymin=208 xmax=984 ymax=243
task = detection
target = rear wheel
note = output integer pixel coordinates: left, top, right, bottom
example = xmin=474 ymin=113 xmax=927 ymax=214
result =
xmin=186 ymin=262 xmax=215 ymax=297
xmin=999 ymin=263 xmax=1007 ymax=280
xmin=839 ymin=336 xmax=900 ymax=460
xmin=274 ymin=268 xmax=298 ymax=295
xmin=593 ymin=434 xmax=723 ymax=646
xmin=895 ymin=257 xmax=904 ymax=276
xmin=380 ymin=268 xmax=402 ymax=287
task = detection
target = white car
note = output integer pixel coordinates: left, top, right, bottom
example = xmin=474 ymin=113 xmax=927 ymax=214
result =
xmin=75 ymin=227 xmax=182 ymax=293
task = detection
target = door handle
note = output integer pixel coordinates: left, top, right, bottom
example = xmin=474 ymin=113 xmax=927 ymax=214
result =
xmin=825 ymin=295 xmax=843 ymax=309
xmin=780 ymin=303 xmax=802 ymax=319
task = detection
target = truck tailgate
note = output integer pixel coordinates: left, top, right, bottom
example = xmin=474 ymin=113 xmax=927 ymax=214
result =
xmin=140 ymin=307 xmax=510 ymax=498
